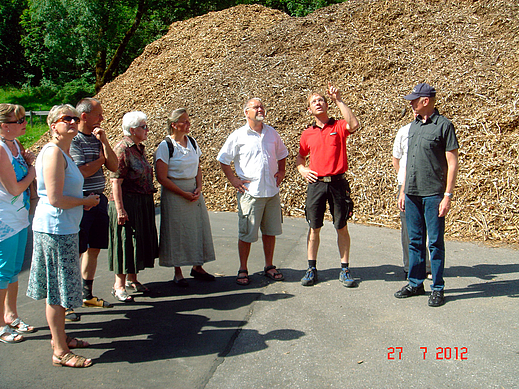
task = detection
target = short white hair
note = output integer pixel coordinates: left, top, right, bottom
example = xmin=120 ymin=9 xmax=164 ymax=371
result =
xmin=122 ymin=111 xmax=147 ymax=136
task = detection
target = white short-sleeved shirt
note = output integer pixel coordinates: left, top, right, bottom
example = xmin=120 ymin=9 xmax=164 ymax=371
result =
xmin=217 ymin=123 xmax=288 ymax=198
xmin=392 ymin=123 xmax=411 ymax=185
xmin=155 ymin=135 xmax=201 ymax=179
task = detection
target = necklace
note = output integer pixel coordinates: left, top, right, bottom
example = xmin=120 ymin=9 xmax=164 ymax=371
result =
xmin=0 ymin=135 xmax=15 ymax=143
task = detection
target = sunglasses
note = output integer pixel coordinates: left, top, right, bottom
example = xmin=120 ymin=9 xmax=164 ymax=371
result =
xmin=4 ymin=117 xmax=26 ymax=124
xmin=55 ymin=116 xmax=80 ymax=124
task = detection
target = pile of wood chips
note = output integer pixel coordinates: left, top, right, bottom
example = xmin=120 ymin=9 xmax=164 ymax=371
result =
xmin=34 ymin=0 xmax=519 ymax=246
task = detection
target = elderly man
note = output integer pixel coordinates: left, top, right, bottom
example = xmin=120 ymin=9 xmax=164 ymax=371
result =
xmin=296 ymin=83 xmax=360 ymax=287
xmin=67 ymin=98 xmax=118 ymax=320
xmin=394 ymin=83 xmax=459 ymax=307
xmin=217 ymin=98 xmax=288 ymax=285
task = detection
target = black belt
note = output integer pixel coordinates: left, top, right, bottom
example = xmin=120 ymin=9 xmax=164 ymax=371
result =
xmin=317 ymin=174 xmax=345 ymax=182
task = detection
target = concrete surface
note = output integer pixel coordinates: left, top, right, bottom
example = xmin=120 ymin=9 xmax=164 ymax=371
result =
xmin=0 ymin=211 xmax=517 ymax=389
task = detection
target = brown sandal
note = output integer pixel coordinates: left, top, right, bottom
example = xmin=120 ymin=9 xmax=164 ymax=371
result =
xmin=52 ymin=352 xmax=92 ymax=368
xmin=51 ymin=335 xmax=90 ymax=349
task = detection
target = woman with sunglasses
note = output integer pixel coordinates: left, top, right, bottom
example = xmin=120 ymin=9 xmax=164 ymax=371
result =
xmin=107 ymin=111 xmax=158 ymax=302
xmin=26 ymin=104 xmax=99 ymax=367
xmin=0 ymin=104 xmax=36 ymax=344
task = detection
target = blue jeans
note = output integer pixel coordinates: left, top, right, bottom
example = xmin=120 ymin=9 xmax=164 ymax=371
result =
xmin=405 ymin=195 xmax=445 ymax=291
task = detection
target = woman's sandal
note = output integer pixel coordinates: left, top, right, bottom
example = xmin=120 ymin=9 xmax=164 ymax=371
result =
xmin=51 ymin=335 xmax=90 ymax=349
xmin=264 ymin=265 xmax=284 ymax=281
xmin=111 ymin=288 xmax=134 ymax=302
xmin=8 ymin=317 xmax=36 ymax=334
xmin=236 ymin=269 xmax=250 ymax=286
xmin=126 ymin=280 xmax=150 ymax=292
xmin=52 ymin=352 xmax=92 ymax=368
xmin=0 ymin=325 xmax=24 ymax=344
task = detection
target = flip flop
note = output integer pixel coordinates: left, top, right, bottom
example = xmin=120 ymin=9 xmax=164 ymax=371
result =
xmin=264 ymin=265 xmax=284 ymax=281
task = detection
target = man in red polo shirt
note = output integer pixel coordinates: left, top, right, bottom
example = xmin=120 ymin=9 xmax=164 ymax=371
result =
xmin=296 ymin=83 xmax=360 ymax=287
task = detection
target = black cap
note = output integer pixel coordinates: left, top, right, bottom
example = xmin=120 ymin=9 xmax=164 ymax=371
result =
xmin=403 ymin=83 xmax=436 ymax=100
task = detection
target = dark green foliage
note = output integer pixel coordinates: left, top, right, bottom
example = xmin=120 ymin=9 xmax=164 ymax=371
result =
xmin=3 ymin=0 xmax=345 ymax=90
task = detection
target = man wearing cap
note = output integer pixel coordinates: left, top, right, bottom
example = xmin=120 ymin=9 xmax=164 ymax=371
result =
xmin=394 ymin=83 xmax=459 ymax=307
xmin=296 ymin=83 xmax=360 ymax=287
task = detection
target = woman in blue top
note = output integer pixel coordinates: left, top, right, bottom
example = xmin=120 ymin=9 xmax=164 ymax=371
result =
xmin=0 ymin=104 xmax=36 ymax=344
xmin=27 ymin=104 xmax=99 ymax=368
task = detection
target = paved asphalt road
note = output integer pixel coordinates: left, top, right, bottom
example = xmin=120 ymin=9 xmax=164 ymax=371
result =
xmin=0 ymin=211 xmax=518 ymax=389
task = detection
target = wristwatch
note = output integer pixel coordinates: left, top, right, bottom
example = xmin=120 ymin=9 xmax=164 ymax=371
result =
xmin=444 ymin=192 xmax=453 ymax=198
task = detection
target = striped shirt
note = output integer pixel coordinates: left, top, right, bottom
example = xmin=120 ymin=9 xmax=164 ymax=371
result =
xmin=70 ymin=131 xmax=105 ymax=193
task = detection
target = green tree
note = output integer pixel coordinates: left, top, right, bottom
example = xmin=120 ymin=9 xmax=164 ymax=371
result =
xmin=19 ymin=0 xmax=345 ymax=92
xmin=0 ymin=0 xmax=34 ymax=86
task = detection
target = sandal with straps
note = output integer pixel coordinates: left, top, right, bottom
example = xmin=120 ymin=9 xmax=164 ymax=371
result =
xmin=264 ymin=265 xmax=284 ymax=281
xmin=111 ymin=287 xmax=134 ymax=303
xmin=8 ymin=317 xmax=36 ymax=333
xmin=51 ymin=335 xmax=90 ymax=349
xmin=52 ymin=352 xmax=92 ymax=368
xmin=236 ymin=269 xmax=250 ymax=286
xmin=0 ymin=325 xmax=24 ymax=344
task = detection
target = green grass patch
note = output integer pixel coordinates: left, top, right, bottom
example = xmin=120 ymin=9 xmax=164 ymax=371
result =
xmin=0 ymin=86 xmax=53 ymax=111
xmin=19 ymin=122 xmax=49 ymax=148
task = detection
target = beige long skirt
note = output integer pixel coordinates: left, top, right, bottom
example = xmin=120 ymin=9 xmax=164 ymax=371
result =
xmin=159 ymin=178 xmax=216 ymax=267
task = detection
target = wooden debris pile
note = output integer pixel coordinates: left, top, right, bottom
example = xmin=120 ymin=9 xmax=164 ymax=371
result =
xmin=34 ymin=0 xmax=519 ymax=245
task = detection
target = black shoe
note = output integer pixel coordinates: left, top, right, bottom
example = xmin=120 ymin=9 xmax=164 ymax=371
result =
xmin=190 ymin=268 xmax=215 ymax=281
xmin=173 ymin=278 xmax=189 ymax=288
xmin=301 ymin=267 xmax=318 ymax=286
xmin=428 ymin=290 xmax=445 ymax=307
xmin=394 ymin=283 xmax=425 ymax=298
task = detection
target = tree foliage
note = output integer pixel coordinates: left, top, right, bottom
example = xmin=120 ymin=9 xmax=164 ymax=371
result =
xmin=0 ymin=0 xmax=33 ymax=84
xmin=3 ymin=0 xmax=345 ymax=90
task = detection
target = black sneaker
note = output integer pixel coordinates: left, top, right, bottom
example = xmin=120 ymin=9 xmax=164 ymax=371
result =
xmin=301 ymin=267 xmax=318 ymax=286
xmin=339 ymin=268 xmax=357 ymax=287
xmin=428 ymin=290 xmax=445 ymax=307
xmin=394 ymin=283 xmax=425 ymax=298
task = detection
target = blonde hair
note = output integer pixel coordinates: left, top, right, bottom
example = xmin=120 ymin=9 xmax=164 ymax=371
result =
xmin=47 ymin=104 xmax=79 ymax=127
xmin=306 ymin=92 xmax=328 ymax=107
xmin=167 ymin=108 xmax=187 ymax=135
xmin=0 ymin=103 xmax=26 ymax=123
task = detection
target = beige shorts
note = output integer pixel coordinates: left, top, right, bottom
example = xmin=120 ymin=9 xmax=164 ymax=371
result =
xmin=237 ymin=192 xmax=283 ymax=243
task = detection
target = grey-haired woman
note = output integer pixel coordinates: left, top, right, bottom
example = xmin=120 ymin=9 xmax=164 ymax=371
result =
xmin=108 ymin=111 xmax=158 ymax=302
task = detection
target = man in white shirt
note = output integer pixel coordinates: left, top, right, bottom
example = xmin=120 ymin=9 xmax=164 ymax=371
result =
xmin=217 ymin=98 xmax=288 ymax=285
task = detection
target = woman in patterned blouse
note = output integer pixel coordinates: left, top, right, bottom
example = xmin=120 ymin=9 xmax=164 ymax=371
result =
xmin=108 ymin=111 xmax=158 ymax=302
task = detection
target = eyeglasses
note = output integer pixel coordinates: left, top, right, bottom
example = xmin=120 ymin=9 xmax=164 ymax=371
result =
xmin=55 ymin=116 xmax=80 ymax=124
xmin=3 ymin=117 xmax=26 ymax=124
xmin=137 ymin=124 xmax=148 ymax=130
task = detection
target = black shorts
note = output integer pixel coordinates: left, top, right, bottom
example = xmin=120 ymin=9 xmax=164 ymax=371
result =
xmin=305 ymin=178 xmax=354 ymax=230
xmin=78 ymin=193 xmax=109 ymax=253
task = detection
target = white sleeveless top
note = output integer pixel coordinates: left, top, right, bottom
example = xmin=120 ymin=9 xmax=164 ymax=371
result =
xmin=0 ymin=140 xmax=30 ymax=242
